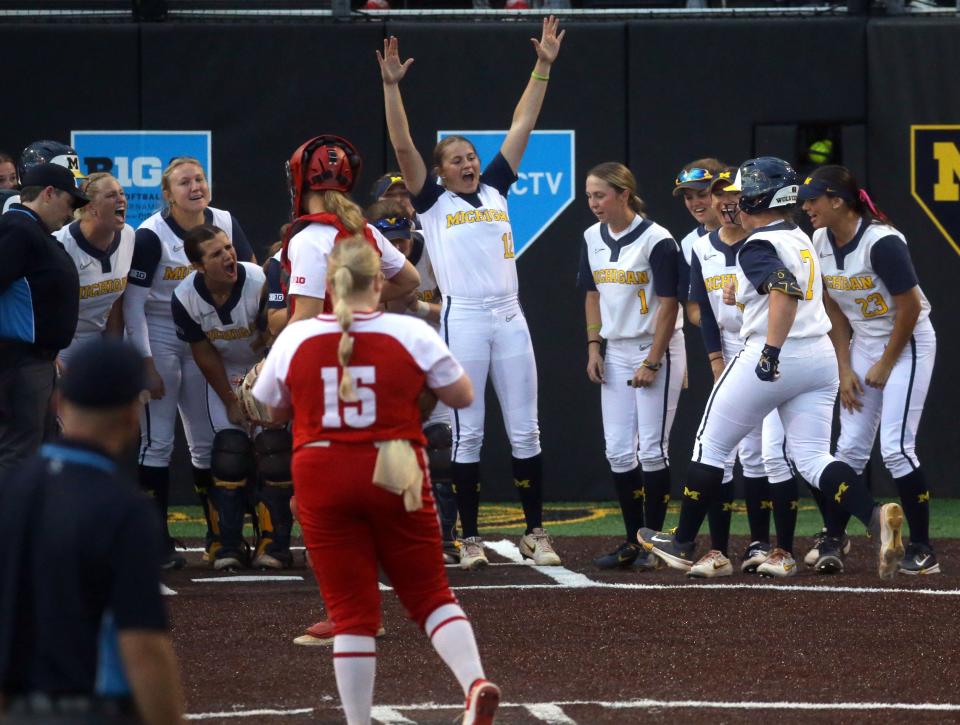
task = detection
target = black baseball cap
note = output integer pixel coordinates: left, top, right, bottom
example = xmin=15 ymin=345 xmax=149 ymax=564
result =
xmin=61 ymin=338 xmax=147 ymax=408
xmin=371 ymin=172 xmax=407 ymax=201
xmin=21 ymin=163 xmax=89 ymax=207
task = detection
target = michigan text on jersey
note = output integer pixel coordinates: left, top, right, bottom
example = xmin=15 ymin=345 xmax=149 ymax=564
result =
xmin=823 ymin=275 xmax=875 ymax=291
xmin=445 ymin=209 xmax=510 ymax=228
xmin=592 ymin=269 xmax=649 ymax=285
xmin=205 ymin=323 xmax=257 ymax=342
xmin=703 ymin=273 xmax=737 ymax=292
xmin=162 ymin=266 xmax=192 ymax=281
xmin=79 ymin=278 xmax=127 ymax=299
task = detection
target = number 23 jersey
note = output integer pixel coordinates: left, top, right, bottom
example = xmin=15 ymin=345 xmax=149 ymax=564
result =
xmin=252 ymin=312 xmax=464 ymax=451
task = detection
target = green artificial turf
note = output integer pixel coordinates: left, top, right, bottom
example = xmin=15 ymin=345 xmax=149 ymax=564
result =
xmin=168 ymin=498 xmax=958 ymax=540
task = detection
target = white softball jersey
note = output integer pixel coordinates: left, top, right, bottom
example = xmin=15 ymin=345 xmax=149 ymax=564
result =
xmin=813 ymin=220 xmax=931 ymax=342
xmin=55 ymin=221 xmax=135 ymax=365
xmin=128 ymin=207 xmax=248 ymax=319
xmin=577 ymin=216 xmax=683 ymax=342
xmin=413 ymin=155 xmax=518 ymax=301
xmin=172 ymin=262 xmax=265 ymax=372
xmin=735 ymin=221 xmax=830 ymax=342
xmin=285 ymin=222 xmax=407 ymax=300
xmin=689 ymin=230 xmax=743 ymax=350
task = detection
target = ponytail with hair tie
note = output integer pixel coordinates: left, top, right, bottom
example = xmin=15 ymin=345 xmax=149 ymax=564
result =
xmin=858 ymin=188 xmax=889 ymax=223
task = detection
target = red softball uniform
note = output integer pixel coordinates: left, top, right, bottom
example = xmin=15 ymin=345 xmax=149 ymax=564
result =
xmin=252 ymin=311 xmax=466 ymax=635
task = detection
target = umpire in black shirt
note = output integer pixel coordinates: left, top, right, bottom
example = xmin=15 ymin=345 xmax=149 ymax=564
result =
xmin=0 ymin=338 xmax=185 ymax=724
xmin=0 ymin=163 xmax=88 ymax=476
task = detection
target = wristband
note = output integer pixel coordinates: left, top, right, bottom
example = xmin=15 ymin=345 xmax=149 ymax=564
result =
xmin=640 ymin=359 xmax=662 ymax=371
xmin=587 ymin=340 xmax=602 ymax=347
xmin=586 ymin=323 xmax=602 ymax=333
xmin=414 ymin=300 xmax=431 ymax=318
xmin=531 ymin=71 xmax=550 ymax=82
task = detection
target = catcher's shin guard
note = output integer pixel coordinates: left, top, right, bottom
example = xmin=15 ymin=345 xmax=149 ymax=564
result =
xmin=210 ymin=429 xmax=254 ymax=563
xmin=425 ymin=422 xmax=458 ymax=540
xmin=254 ymin=429 xmax=294 ymax=568
xmin=192 ymin=466 xmax=216 ymax=557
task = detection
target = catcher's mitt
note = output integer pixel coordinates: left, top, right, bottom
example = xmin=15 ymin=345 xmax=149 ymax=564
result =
xmin=235 ymin=360 xmax=275 ymax=426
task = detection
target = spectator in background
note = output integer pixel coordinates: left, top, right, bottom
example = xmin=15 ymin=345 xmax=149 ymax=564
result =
xmin=0 ymin=164 xmax=88 ymax=476
xmin=0 ymin=339 xmax=185 ymax=725
xmin=0 ymin=151 xmax=17 ymax=189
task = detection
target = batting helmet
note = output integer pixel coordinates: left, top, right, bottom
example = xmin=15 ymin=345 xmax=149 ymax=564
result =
xmin=728 ymin=156 xmax=800 ymax=215
xmin=18 ymin=140 xmax=85 ymax=185
xmin=286 ymin=135 xmax=362 ymax=217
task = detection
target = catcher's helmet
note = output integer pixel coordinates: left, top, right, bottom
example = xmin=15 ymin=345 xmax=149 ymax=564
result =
xmin=728 ymin=156 xmax=800 ymax=215
xmin=286 ymin=135 xmax=362 ymax=217
xmin=18 ymin=140 xmax=85 ymax=185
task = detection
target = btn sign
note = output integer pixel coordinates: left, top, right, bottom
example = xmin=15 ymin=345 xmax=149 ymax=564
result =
xmin=911 ymin=125 xmax=960 ymax=257
xmin=70 ymin=131 xmax=212 ymax=229
xmin=437 ymin=130 xmax=575 ymax=258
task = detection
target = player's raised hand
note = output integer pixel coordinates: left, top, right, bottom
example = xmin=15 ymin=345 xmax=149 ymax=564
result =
xmin=531 ymin=15 xmax=565 ymax=65
xmin=377 ymin=36 xmax=414 ymax=85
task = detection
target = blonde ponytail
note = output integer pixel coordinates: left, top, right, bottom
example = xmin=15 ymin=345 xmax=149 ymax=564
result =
xmin=326 ymin=237 xmax=382 ymax=403
xmin=322 ymin=190 xmax=366 ymax=235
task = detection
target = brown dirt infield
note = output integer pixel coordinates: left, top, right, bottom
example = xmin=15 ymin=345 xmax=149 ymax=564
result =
xmin=165 ymin=534 xmax=960 ymax=724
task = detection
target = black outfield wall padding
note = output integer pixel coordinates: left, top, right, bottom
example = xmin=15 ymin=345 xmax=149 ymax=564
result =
xmin=0 ymin=17 xmax=953 ymax=500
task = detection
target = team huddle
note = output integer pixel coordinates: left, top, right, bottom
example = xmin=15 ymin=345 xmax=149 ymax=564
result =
xmin=11 ymin=15 xmax=939 ymax=725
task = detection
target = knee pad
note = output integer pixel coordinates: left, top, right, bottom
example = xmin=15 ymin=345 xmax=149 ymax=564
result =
xmin=255 ymin=428 xmax=292 ymax=483
xmin=424 ymin=422 xmax=452 ymax=482
xmin=211 ymin=429 xmax=253 ymax=483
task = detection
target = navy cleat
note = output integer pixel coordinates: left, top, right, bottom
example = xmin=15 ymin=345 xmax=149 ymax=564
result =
xmin=594 ymin=541 xmax=641 ymax=570
xmin=898 ymin=542 xmax=940 ymax=576
xmin=637 ymin=527 xmax=695 ymax=571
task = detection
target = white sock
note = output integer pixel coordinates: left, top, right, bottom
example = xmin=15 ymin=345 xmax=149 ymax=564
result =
xmin=425 ymin=604 xmax=485 ymax=695
xmin=333 ymin=634 xmax=376 ymax=724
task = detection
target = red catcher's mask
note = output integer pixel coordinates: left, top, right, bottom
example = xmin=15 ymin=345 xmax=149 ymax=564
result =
xmin=286 ymin=135 xmax=362 ymax=218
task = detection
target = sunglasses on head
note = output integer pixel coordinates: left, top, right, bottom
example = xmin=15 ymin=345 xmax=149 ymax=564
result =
xmin=675 ymin=167 xmax=714 ymax=185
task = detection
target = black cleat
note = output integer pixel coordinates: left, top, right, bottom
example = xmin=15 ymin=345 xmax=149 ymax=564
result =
xmin=593 ymin=541 xmax=641 ymax=570
xmin=898 ymin=542 xmax=940 ymax=576
xmin=637 ymin=527 xmax=695 ymax=571
xmin=814 ymin=535 xmax=845 ymax=575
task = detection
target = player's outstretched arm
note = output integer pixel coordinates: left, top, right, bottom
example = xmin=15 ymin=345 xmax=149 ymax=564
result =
xmin=378 ymin=36 xmax=428 ymax=196
xmin=499 ymin=15 xmax=565 ymax=173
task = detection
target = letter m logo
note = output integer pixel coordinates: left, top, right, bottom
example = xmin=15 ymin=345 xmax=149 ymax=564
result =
xmin=911 ymin=125 xmax=960 ymax=257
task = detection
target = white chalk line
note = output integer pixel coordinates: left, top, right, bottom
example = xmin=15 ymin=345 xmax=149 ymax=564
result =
xmin=187 ymin=698 xmax=960 ymax=720
xmin=526 ymin=702 xmax=579 ymax=723
xmin=173 ymin=539 xmax=958 ymax=597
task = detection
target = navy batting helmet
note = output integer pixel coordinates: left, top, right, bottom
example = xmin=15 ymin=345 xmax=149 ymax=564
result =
xmin=727 ymin=156 xmax=800 ymax=215
xmin=18 ymin=140 xmax=85 ymax=185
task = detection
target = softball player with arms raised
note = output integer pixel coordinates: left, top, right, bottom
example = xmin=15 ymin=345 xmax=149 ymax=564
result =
xmin=377 ymin=18 xmax=565 ymax=570
xmin=171 ymin=224 xmax=294 ymax=570
xmin=54 ymin=173 xmax=134 ymax=369
xmin=124 ymin=157 xmax=255 ymax=567
xmin=689 ymin=170 xmax=798 ymax=577
xmin=639 ymin=157 xmax=905 ymax=581
xmin=577 ymin=162 xmax=684 ymax=570
xmin=800 ymin=166 xmax=938 ymax=574
xmin=252 ymin=238 xmax=500 ymax=725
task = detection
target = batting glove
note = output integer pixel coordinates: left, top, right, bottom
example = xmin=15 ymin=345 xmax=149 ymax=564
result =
xmin=756 ymin=344 xmax=781 ymax=382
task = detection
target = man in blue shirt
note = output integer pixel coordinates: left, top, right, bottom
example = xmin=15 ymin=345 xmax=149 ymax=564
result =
xmin=0 ymin=338 xmax=185 ymax=724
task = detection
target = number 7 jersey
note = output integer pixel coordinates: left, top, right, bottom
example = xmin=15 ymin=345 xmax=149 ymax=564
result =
xmin=252 ymin=311 xmax=464 ymax=451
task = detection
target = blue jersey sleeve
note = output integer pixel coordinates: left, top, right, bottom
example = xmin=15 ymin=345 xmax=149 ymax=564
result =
xmin=230 ymin=215 xmax=254 ymax=262
xmin=688 ymin=254 xmax=708 ymax=303
xmin=698 ymin=299 xmax=722 ymax=354
xmin=128 ymin=229 xmax=162 ymax=287
xmin=870 ymin=235 xmax=919 ymax=296
xmin=738 ymin=239 xmax=784 ymax=294
xmin=649 ymin=237 xmax=679 ymax=298
xmin=264 ymin=258 xmax=286 ymax=310
xmin=480 ymin=153 xmax=519 ymax=197
xmin=576 ymin=241 xmax=597 ymax=291
xmin=412 ymin=177 xmax=445 ymax=214
xmin=171 ymin=294 xmax=206 ymax=343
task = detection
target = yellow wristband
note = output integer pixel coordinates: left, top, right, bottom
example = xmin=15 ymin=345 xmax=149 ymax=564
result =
xmin=586 ymin=323 xmax=602 ymax=332
xmin=531 ymin=71 xmax=550 ymax=82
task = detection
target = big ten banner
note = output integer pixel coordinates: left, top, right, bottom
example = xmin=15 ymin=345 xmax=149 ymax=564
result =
xmin=436 ymin=130 xmax=575 ymax=258
xmin=911 ymin=125 xmax=960 ymax=258
xmin=70 ymin=131 xmax=212 ymax=229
